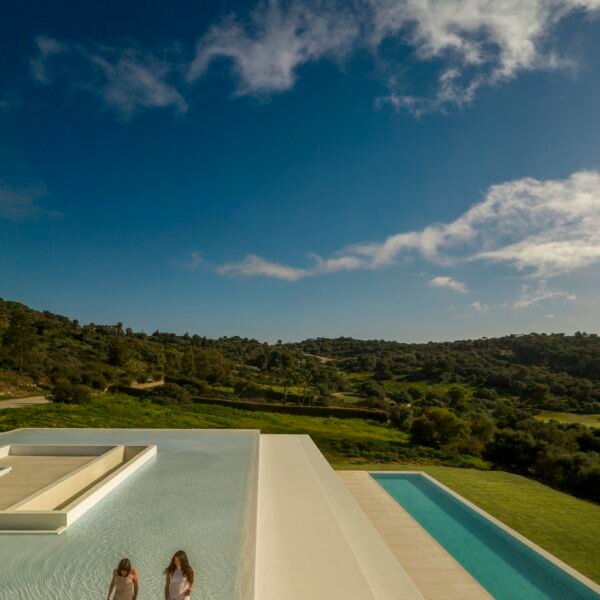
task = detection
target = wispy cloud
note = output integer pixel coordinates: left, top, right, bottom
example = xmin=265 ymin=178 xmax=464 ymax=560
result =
xmin=24 ymin=1 xmax=600 ymax=118
xmin=189 ymin=0 xmax=600 ymax=112
xmin=0 ymin=150 xmax=60 ymax=221
xmin=0 ymin=182 xmax=60 ymax=221
xmin=429 ymin=276 xmax=468 ymax=293
xmin=188 ymin=1 xmax=358 ymax=95
xmin=30 ymin=36 xmax=68 ymax=83
xmin=471 ymin=301 xmax=489 ymax=312
xmin=369 ymin=0 xmax=596 ymax=115
xmin=218 ymin=254 xmax=310 ymax=281
xmin=513 ymin=280 xmax=576 ymax=309
xmin=173 ymin=251 xmax=206 ymax=271
xmin=213 ymin=169 xmax=600 ymax=281
xmin=30 ymin=36 xmax=187 ymax=119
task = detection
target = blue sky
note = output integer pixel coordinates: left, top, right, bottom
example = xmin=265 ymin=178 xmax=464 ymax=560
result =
xmin=2 ymin=0 xmax=600 ymax=341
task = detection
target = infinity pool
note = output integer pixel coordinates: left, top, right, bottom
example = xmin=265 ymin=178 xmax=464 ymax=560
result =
xmin=0 ymin=428 xmax=259 ymax=600
xmin=373 ymin=473 xmax=600 ymax=600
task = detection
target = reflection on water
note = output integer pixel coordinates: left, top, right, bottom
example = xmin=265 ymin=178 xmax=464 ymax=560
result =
xmin=0 ymin=429 xmax=258 ymax=600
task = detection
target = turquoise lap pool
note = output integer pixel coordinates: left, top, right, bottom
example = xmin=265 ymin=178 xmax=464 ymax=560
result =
xmin=372 ymin=473 xmax=600 ymax=600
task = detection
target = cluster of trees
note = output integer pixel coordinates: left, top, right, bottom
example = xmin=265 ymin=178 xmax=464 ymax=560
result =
xmin=383 ymin=385 xmax=600 ymax=502
xmin=0 ymin=299 xmax=343 ymax=406
xmin=487 ymin=420 xmax=600 ymax=500
xmin=297 ymin=335 xmax=600 ymax=414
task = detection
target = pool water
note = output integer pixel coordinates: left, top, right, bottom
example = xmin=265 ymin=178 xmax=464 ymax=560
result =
xmin=0 ymin=429 xmax=259 ymax=600
xmin=372 ymin=473 xmax=600 ymax=600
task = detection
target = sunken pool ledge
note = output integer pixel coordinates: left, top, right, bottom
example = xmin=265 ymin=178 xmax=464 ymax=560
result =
xmin=0 ymin=443 xmax=156 ymax=534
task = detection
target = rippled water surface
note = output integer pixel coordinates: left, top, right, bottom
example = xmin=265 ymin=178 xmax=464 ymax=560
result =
xmin=0 ymin=428 xmax=258 ymax=600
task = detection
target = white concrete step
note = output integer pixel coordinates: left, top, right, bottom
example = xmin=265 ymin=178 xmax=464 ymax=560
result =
xmin=254 ymin=434 xmax=422 ymax=600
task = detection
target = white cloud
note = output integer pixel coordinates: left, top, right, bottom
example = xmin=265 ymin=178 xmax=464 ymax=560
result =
xmin=429 ymin=275 xmax=468 ymax=293
xmin=89 ymin=51 xmax=187 ymax=117
xmin=309 ymin=253 xmax=367 ymax=274
xmin=513 ymin=280 xmax=576 ymax=309
xmin=218 ymin=254 xmax=310 ymax=281
xmin=346 ymin=169 xmax=600 ymax=277
xmin=544 ymin=313 xmax=557 ymax=319
xmin=187 ymin=0 xmax=600 ymax=111
xmin=471 ymin=301 xmax=489 ymax=312
xmin=31 ymin=36 xmax=187 ymax=118
xmin=471 ymin=171 xmax=600 ymax=276
xmin=217 ymin=251 xmax=370 ymax=280
xmin=368 ymin=0 xmax=600 ymax=113
xmin=188 ymin=1 xmax=358 ymax=94
xmin=214 ymin=169 xmax=600 ymax=281
xmin=27 ymin=1 xmax=600 ymax=117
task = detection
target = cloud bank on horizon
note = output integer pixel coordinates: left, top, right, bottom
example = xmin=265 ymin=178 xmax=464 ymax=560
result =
xmin=27 ymin=0 xmax=600 ymax=118
xmin=217 ymin=169 xmax=600 ymax=282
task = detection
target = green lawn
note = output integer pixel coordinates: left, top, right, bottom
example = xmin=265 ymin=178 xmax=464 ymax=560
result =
xmin=536 ymin=411 xmax=600 ymax=428
xmin=332 ymin=392 xmax=365 ymax=404
xmin=345 ymin=372 xmax=372 ymax=382
xmin=381 ymin=378 xmax=475 ymax=399
xmin=0 ymin=393 xmax=479 ymax=466
xmin=343 ymin=374 xmax=476 ymax=400
xmin=264 ymin=384 xmax=305 ymax=396
xmin=334 ymin=462 xmax=600 ymax=584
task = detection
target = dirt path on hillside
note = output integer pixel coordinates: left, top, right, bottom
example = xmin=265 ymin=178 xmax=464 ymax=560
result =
xmin=0 ymin=396 xmax=50 ymax=410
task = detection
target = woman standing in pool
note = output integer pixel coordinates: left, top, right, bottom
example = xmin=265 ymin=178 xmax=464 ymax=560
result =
xmin=107 ymin=558 xmax=139 ymax=600
xmin=164 ymin=550 xmax=195 ymax=600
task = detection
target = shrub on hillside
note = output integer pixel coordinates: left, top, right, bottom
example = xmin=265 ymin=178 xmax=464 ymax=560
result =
xmin=390 ymin=405 xmax=413 ymax=432
xmin=82 ymin=370 xmax=108 ymax=390
xmin=52 ymin=383 xmax=92 ymax=404
xmin=411 ymin=407 xmax=470 ymax=450
xmin=147 ymin=383 xmax=191 ymax=406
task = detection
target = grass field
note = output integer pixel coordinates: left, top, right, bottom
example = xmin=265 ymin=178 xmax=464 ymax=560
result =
xmin=536 ymin=411 xmax=600 ymax=428
xmin=332 ymin=392 xmax=365 ymax=404
xmin=381 ymin=378 xmax=475 ymax=398
xmin=0 ymin=393 xmax=485 ymax=467
xmin=344 ymin=373 xmax=476 ymax=400
xmin=334 ymin=462 xmax=600 ymax=584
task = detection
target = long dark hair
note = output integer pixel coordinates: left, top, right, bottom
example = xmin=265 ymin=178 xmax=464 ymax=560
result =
xmin=164 ymin=550 xmax=194 ymax=583
xmin=117 ymin=558 xmax=132 ymax=577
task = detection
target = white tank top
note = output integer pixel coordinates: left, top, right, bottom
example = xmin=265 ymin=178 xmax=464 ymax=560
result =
xmin=168 ymin=568 xmax=190 ymax=600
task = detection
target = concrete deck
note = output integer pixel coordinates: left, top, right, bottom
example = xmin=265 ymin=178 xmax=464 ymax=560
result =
xmin=255 ymin=435 xmax=422 ymax=600
xmin=338 ymin=471 xmax=492 ymax=600
xmin=0 ymin=455 xmax=94 ymax=509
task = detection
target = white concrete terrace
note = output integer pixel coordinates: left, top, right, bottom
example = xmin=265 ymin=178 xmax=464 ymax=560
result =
xmin=254 ymin=434 xmax=423 ymax=600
